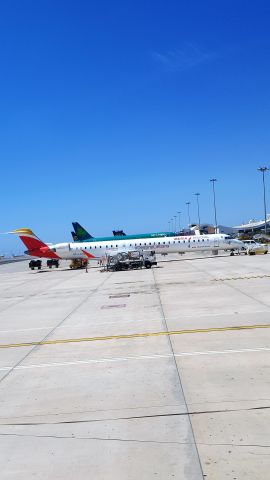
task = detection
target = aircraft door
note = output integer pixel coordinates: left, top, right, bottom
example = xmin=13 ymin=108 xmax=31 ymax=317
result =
xmin=214 ymin=238 xmax=219 ymax=248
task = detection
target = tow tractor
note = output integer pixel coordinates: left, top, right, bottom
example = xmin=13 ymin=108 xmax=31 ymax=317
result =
xmin=104 ymin=251 xmax=157 ymax=272
xmin=47 ymin=259 xmax=60 ymax=268
xmin=242 ymin=239 xmax=268 ymax=255
xmin=69 ymin=258 xmax=88 ymax=269
xmin=29 ymin=259 xmax=42 ymax=270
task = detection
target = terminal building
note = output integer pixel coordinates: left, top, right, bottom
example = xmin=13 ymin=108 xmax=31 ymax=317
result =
xmin=234 ymin=215 xmax=270 ymax=234
xmin=189 ymin=224 xmax=238 ymax=235
xmin=188 ymin=216 xmax=270 ymax=236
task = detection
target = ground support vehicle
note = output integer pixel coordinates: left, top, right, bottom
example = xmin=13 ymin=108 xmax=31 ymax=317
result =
xmin=69 ymin=258 xmax=88 ymax=269
xmin=242 ymin=240 xmax=268 ymax=255
xmin=29 ymin=259 xmax=42 ymax=270
xmin=104 ymin=251 xmax=157 ymax=272
xmin=229 ymin=248 xmax=247 ymax=256
xmin=47 ymin=259 xmax=60 ymax=268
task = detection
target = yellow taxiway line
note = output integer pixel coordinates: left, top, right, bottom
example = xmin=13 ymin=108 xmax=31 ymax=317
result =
xmin=214 ymin=274 xmax=270 ymax=281
xmin=1 ymin=323 xmax=270 ymax=349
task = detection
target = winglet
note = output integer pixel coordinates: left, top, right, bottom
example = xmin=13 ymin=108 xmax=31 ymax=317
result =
xmin=9 ymin=228 xmax=37 ymax=237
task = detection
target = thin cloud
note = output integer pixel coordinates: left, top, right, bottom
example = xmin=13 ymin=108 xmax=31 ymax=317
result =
xmin=151 ymin=43 xmax=216 ymax=72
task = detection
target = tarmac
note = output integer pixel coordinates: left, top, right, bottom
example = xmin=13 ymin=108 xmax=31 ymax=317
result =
xmin=0 ymin=252 xmax=270 ymax=479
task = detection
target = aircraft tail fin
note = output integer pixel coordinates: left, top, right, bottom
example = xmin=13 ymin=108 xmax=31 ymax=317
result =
xmin=71 ymin=231 xmax=79 ymax=242
xmin=72 ymin=222 xmax=93 ymax=241
xmin=9 ymin=228 xmax=48 ymax=252
xmin=10 ymin=228 xmax=59 ymax=258
xmin=113 ymin=230 xmax=126 ymax=236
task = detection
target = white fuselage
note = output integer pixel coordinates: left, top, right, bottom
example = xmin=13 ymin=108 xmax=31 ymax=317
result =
xmin=50 ymin=234 xmax=244 ymax=260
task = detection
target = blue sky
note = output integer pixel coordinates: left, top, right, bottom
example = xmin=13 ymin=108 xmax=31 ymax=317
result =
xmin=0 ymin=0 xmax=270 ymax=252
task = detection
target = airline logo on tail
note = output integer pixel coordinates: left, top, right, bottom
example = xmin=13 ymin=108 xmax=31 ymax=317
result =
xmin=10 ymin=228 xmax=60 ymax=259
xmin=72 ymin=222 xmax=92 ymax=242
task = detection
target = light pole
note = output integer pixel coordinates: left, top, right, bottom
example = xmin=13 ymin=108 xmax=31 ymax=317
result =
xmin=257 ymin=167 xmax=269 ymax=234
xmin=194 ymin=193 xmax=201 ymax=229
xmin=177 ymin=211 xmax=181 ymax=232
xmin=210 ymin=179 xmax=218 ymax=233
xmin=174 ymin=215 xmax=177 ymax=232
xmin=168 ymin=221 xmax=171 ymax=232
xmin=186 ymin=202 xmax=191 ymax=227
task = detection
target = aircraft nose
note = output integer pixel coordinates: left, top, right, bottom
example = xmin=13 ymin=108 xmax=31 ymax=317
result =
xmin=235 ymin=239 xmax=245 ymax=248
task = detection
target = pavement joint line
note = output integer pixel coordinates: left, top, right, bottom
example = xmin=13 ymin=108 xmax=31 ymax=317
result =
xmin=1 ymin=323 xmax=270 ymax=349
xmin=0 ymin=268 xmax=82 ymax=316
xmin=151 ymin=259 xmax=204 ymax=478
xmin=0 ymin=273 xmax=113 ymax=385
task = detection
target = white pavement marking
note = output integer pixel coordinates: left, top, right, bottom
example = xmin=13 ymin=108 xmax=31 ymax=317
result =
xmin=0 ymin=309 xmax=268 ymax=335
xmin=1 ymin=347 xmax=270 ymax=372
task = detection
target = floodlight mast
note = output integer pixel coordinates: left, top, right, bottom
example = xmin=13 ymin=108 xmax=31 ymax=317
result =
xmin=210 ymin=179 xmax=218 ymax=233
xmin=257 ymin=166 xmax=269 ymax=234
xmin=194 ymin=193 xmax=201 ymax=229
xmin=177 ymin=211 xmax=181 ymax=231
xmin=186 ymin=202 xmax=191 ymax=227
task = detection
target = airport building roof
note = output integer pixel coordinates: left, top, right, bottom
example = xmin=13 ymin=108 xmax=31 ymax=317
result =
xmin=234 ymin=214 xmax=270 ymax=232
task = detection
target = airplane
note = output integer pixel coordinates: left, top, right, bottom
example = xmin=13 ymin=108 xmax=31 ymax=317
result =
xmin=70 ymin=222 xmax=128 ymax=242
xmin=112 ymin=230 xmax=126 ymax=236
xmin=71 ymin=222 xmax=93 ymax=242
xmin=71 ymin=221 xmax=175 ymax=243
xmin=10 ymin=228 xmax=245 ymax=261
